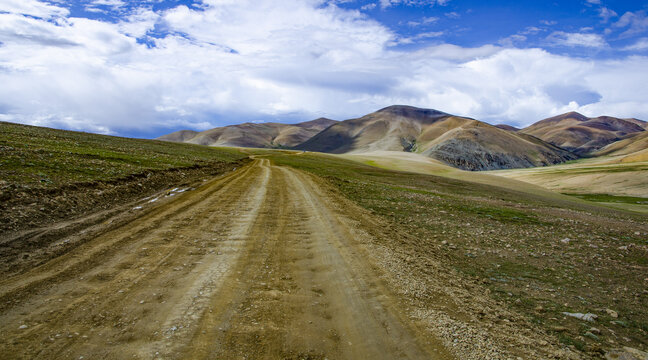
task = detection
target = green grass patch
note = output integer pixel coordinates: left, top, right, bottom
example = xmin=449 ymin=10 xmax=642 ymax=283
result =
xmin=564 ymin=193 xmax=648 ymax=205
xmin=0 ymin=121 xmax=246 ymax=188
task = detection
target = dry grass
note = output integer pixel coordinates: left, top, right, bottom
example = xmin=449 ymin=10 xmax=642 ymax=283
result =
xmin=489 ymin=157 xmax=648 ymax=199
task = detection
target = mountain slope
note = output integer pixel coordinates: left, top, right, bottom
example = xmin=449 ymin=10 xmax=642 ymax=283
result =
xmin=521 ymin=112 xmax=646 ymax=155
xmin=296 ymin=105 xmax=576 ymax=170
xmin=594 ymin=131 xmax=648 ymax=163
xmin=494 ymin=124 xmax=520 ymax=132
xmin=158 ymin=118 xmax=337 ymax=148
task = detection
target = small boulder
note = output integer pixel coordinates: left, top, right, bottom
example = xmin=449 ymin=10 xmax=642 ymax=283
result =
xmin=563 ymin=312 xmax=598 ymax=322
xmin=584 ymin=331 xmax=599 ymax=341
xmin=605 ymin=309 xmax=619 ymax=318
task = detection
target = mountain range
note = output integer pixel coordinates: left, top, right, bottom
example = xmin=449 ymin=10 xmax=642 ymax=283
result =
xmin=158 ymin=106 xmax=646 ymax=171
xmin=520 ymin=111 xmax=646 ymax=155
xmin=158 ymin=118 xmax=337 ymax=148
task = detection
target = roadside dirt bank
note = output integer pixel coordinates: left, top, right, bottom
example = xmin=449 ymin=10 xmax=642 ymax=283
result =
xmin=0 ymin=160 xmax=247 ymax=277
xmin=0 ymin=159 xmax=249 ymax=235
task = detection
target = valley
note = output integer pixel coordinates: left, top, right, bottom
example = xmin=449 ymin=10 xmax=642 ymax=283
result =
xmin=1 ymin=116 xmax=647 ymax=360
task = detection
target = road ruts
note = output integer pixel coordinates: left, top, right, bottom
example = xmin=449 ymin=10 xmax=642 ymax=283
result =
xmin=0 ymin=158 xmax=453 ymax=360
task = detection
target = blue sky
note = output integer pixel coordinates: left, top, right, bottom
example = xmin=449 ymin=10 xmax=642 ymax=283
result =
xmin=1 ymin=0 xmax=647 ymax=138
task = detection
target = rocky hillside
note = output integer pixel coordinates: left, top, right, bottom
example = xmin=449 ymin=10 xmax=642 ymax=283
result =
xmin=296 ymin=105 xmax=576 ymax=170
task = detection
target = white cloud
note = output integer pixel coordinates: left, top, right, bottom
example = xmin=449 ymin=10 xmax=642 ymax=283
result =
xmin=521 ymin=26 xmax=543 ymax=35
xmin=407 ymin=16 xmax=438 ymax=27
xmin=622 ymin=37 xmax=648 ymax=51
xmin=118 ymin=8 xmax=159 ymax=38
xmin=361 ymin=3 xmax=377 ymax=10
xmin=0 ymin=0 xmax=647 ymax=136
xmin=498 ymin=34 xmax=527 ymax=47
xmin=598 ymin=7 xmax=617 ymax=23
xmin=394 ymin=31 xmax=443 ymax=44
xmin=0 ymin=0 xmax=69 ymax=18
xmin=613 ymin=11 xmax=648 ymax=38
xmin=546 ymin=31 xmax=607 ymax=48
xmin=84 ymin=0 xmax=126 ymax=13
xmin=379 ymin=0 xmax=439 ymax=9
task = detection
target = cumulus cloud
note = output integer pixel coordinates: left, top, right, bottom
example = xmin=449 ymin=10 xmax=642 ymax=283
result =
xmin=0 ymin=0 xmax=647 ymax=136
xmin=0 ymin=0 xmax=69 ymax=18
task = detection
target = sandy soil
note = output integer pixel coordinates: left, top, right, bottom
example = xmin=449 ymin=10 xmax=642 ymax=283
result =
xmin=0 ymin=158 xmax=452 ymax=359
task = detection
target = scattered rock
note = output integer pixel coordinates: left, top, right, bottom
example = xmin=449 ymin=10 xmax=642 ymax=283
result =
xmin=18 ymin=324 xmax=28 ymax=329
xmin=561 ymin=238 xmax=571 ymax=244
xmin=589 ymin=327 xmax=601 ymax=335
xmin=605 ymin=346 xmax=648 ymax=360
xmin=584 ymin=331 xmax=599 ymax=341
xmin=563 ymin=312 xmax=598 ymax=322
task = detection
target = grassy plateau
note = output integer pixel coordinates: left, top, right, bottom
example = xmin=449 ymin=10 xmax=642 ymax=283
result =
xmin=0 ymin=121 xmax=245 ymax=188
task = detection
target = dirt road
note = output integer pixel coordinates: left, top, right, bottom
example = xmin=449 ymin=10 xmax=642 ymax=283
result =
xmin=0 ymin=158 xmax=452 ymax=359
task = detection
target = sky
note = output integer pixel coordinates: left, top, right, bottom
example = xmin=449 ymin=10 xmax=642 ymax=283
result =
xmin=0 ymin=0 xmax=647 ymax=138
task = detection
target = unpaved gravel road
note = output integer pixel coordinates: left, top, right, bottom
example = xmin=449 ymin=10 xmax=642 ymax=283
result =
xmin=0 ymin=158 xmax=452 ymax=359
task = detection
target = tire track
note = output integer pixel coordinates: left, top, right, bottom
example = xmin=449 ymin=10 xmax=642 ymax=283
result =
xmin=0 ymin=158 xmax=452 ymax=360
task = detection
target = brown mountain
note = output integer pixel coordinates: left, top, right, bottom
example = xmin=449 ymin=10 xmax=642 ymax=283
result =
xmin=157 ymin=118 xmax=337 ymax=148
xmin=295 ymin=105 xmax=576 ymax=171
xmin=521 ymin=112 xmax=646 ymax=155
xmin=494 ymin=124 xmax=520 ymax=132
xmin=593 ymin=131 xmax=648 ymax=163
